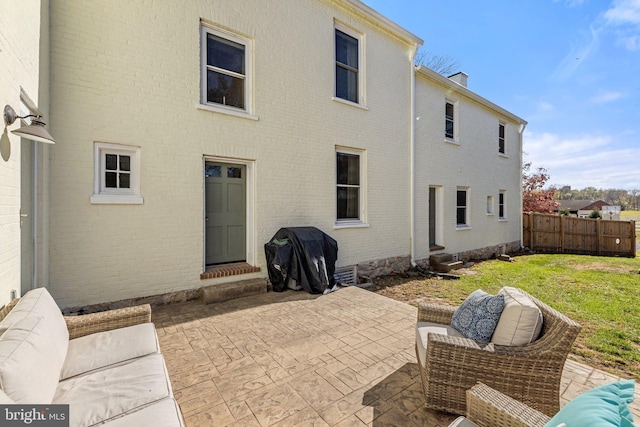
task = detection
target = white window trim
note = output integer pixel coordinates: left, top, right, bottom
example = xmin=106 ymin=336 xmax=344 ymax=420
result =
xmin=202 ymin=156 xmax=256 ymax=270
xmin=499 ymin=190 xmax=507 ymax=220
xmin=498 ymin=121 xmax=506 ymax=155
xmin=91 ymin=142 xmax=143 ymax=204
xmin=487 ymin=195 xmax=495 ymax=215
xmin=445 ymin=98 xmax=458 ymax=143
xmin=199 ymin=23 xmax=255 ymax=119
xmin=334 ymin=21 xmax=366 ymax=108
xmin=456 ymin=187 xmax=470 ymax=229
xmin=335 ymin=146 xmax=368 ymax=228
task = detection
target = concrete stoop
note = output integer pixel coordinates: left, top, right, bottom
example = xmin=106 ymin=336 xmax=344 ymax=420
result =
xmin=429 ymin=253 xmax=463 ymax=273
xmin=200 ymin=278 xmax=268 ymax=305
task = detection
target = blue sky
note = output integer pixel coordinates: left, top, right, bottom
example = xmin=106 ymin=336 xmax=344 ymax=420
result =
xmin=364 ymin=0 xmax=640 ymax=190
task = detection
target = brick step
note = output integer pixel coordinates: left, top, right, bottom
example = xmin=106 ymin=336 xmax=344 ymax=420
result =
xmin=429 ymin=253 xmax=454 ymax=264
xmin=432 ymin=261 xmax=463 ymax=273
xmin=433 ymin=261 xmax=463 ymax=273
xmin=200 ymin=278 xmax=267 ymax=305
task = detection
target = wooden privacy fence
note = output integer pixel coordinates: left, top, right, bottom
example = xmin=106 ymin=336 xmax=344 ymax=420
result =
xmin=523 ymin=213 xmax=637 ymax=257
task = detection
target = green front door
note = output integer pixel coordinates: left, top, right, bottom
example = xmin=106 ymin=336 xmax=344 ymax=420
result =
xmin=205 ymin=162 xmax=246 ymax=266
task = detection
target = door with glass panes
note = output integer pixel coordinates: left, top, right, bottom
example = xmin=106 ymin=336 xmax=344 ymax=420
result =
xmin=205 ymin=162 xmax=246 ymax=265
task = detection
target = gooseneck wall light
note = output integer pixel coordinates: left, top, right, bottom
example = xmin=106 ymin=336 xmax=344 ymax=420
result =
xmin=3 ymin=105 xmax=56 ymax=144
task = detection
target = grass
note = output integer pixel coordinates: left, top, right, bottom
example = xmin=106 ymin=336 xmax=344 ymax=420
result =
xmin=374 ymin=254 xmax=640 ymax=379
xmin=621 ymin=210 xmax=640 ymax=218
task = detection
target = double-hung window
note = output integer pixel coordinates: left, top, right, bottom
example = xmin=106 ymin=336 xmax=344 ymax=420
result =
xmin=335 ymin=24 xmax=363 ymax=105
xmin=200 ymin=24 xmax=253 ymax=115
xmin=91 ymin=142 xmax=143 ymax=204
xmin=445 ymin=101 xmax=456 ymax=140
xmin=336 ymin=148 xmax=366 ymax=225
xmin=498 ymin=122 xmax=506 ymax=154
xmin=456 ymin=188 xmax=469 ymax=227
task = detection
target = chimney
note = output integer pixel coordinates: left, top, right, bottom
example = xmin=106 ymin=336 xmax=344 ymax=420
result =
xmin=448 ymin=72 xmax=468 ymax=87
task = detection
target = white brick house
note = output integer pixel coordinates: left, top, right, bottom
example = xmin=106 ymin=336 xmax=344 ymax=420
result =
xmin=0 ymin=1 xmax=52 ymax=306
xmin=1 ymin=1 xmax=525 ymax=308
xmin=414 ymin=67 xmax=526 ymax=264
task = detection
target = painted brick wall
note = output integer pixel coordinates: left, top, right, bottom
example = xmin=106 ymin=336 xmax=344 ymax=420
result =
xmin=414 ymin=70 xmax=523 ymax=261
xmin=48 ymin=0 xmax=416 ymax=307
xmin=0 ymin=1 xmax=46 ymax=306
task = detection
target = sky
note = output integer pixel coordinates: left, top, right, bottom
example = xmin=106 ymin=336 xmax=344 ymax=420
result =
xmin=364 ymin=0 xmax=640 ymax=190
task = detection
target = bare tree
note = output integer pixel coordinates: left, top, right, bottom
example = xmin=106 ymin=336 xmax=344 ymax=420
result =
xmin=415 ymin=48 xmax=462 ymax=76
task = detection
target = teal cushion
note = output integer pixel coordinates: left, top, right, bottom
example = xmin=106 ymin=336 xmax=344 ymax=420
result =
xmin=450 ymin=290 xmax=504 ymax=343
xmin=544 ymin=380 xmax=635 ymax=427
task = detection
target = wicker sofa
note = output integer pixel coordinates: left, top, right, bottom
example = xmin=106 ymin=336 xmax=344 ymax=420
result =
xmin=0 ymin=288 xmax=184 ymax=427
xmin=416 ymin=288 xmax=582 ymax=416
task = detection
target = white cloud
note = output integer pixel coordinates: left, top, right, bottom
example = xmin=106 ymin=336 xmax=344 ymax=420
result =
xmin=553 ymin=0 xmax=586 ymax=7
xmin=604 ymin=0 xmax=640 ymax=26
xmin=523 ymin=131 xmax=640 ymax=189
xmin=538 ymin=101 xmax=555 ymax=111
xmin=623 ymin=34 xmax=640 ymax=49
xmin=589 ymin=90 xmax=625 ymax=103
xmin=603 ymin=0 xmax=640 ymax=51
xmin=552 ymin=26 xmax=600 ymax=80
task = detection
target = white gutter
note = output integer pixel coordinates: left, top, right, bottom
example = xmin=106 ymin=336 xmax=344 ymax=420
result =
xmin=518 ymin=122 xmax=527 ymax=249
xmin=409 ymin=43 xmax=420 ymax=267
xmin=416 ymin=66 xmax=527 ymax=125
xmin=340 ymin=0 xmax=423 ymax=46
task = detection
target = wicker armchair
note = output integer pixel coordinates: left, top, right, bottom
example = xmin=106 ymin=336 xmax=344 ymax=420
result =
xmin=416 ymin=289 xmax=581 ymax=417
xmin=462 ymin=382 xmax=551 ymax=427
xmin=0 ymin=297 xmax=151 ymax=339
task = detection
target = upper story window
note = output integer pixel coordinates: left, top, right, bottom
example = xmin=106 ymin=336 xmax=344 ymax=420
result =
xmin=456 ymin=187 xmax=469 ymax=228
xmin=498 ymin=122 xmax=506 ymax=154
xmin=336 ymin=147 xmax=367 ymax=226
xmin=200 ymin=23 xmax=254 ymax=117
xmin=91 ymin=142 xmax=143 ymax=205
xmin=499 ymin=190 xmax=507 ymax=219
xmin=334 ymin=23 xmax=364 ymax=106
xmin=445 ymin=100 xmax=457 ymax=141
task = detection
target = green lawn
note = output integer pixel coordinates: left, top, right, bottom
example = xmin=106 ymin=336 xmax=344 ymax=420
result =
xmin=382 ymin=254 xmax=640 ymax=379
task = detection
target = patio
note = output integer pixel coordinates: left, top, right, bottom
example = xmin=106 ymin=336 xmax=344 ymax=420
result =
xmin=152 ymin=286 xmax=640 ymax=426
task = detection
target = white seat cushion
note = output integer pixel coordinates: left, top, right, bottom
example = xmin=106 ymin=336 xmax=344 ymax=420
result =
xmin=61 ymin=323 xmax=160 ymax=380
xmin=415 ymin=321 xmax=463 ymax=367
xmin=54 ymin=353 xmax=173 ymax=427
xmin=448 ymin=416 xmax=480 ymax=427
xmin=100 ymin=398 xmax=185 ymax=427
xmin=0 ymin=316 xmax=63 ymax=403
xmin=491 ymin=287 xmax=543 ymax=346
xmin=0 ymin=288 xmax=69 ymax=364
xmin=0 ymin=389 xmax=15 ymax=404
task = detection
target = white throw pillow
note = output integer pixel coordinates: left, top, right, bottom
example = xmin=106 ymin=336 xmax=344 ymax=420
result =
xmin=491 ymin=287 xmax=543 ymax=346
xmin=0 ymin=288 xmax=69 ymax=364
xmin=0 ymin=316 xmax=62 ymax=403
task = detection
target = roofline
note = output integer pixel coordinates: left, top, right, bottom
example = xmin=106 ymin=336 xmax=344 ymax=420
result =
xmin=338 ymin=0 xmax=424 ymax=46
xmin=415 ymin=65 xmax=527 ymax=125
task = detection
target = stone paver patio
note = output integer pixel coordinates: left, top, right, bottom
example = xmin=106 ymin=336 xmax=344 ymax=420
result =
xmin=152 ymin=286 xmax=639 ymax=426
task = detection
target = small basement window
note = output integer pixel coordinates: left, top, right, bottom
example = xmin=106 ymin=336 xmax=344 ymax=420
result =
xmin=91 ymin=142 xmax=143 ymax=204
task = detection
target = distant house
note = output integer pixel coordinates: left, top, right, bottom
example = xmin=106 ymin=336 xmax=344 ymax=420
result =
xmin=555 ymin=200 xmax=611 ymax=218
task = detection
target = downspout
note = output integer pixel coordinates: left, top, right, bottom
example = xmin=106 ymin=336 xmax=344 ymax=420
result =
xmin=409 ymin=43 xmax=419 ymax=267
xmin=518 ymin=122 xmax=527 ymax=249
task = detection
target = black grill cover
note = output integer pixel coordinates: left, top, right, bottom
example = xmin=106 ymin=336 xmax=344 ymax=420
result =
xmin=264 ymin=227 xmax=338 ymax=293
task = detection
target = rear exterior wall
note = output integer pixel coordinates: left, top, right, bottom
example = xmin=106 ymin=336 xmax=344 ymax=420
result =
xmin=414 ymin=74 xmax=523 ymax=262
xmin=48 ymin=0 xmax=414 ymax=307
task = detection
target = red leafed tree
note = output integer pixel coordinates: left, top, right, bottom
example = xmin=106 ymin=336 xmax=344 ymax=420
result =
xmin=522 ymin=161 xmax=560 ymax=213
